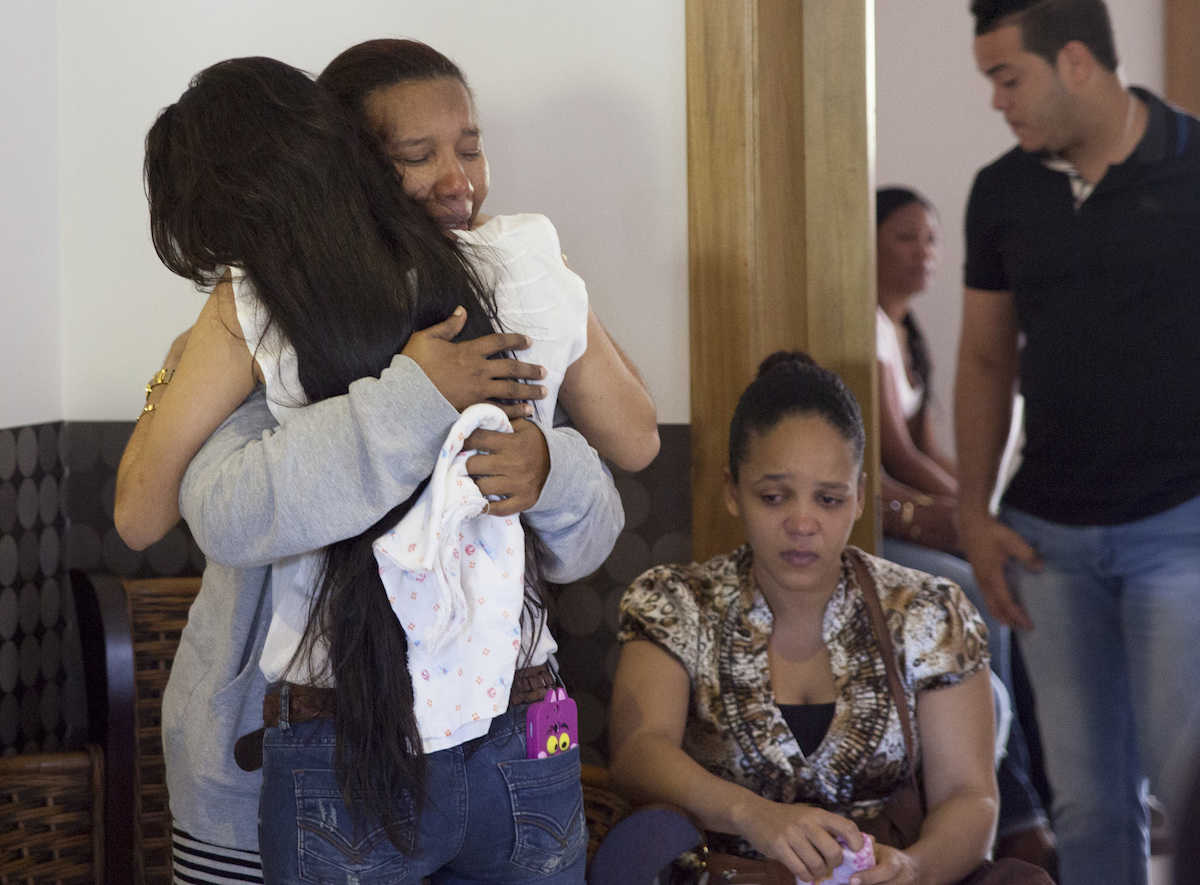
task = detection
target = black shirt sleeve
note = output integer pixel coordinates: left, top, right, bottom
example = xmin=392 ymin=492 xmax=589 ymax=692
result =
xmin=963 ymin=163 xmax=1009 ymax=292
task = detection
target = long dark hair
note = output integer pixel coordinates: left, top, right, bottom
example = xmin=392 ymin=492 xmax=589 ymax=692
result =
xmin=876 ymin=186 xmax=934 ymax=415
xmin=320 ymin=37 xmax=552 ymax=669
xmin=729 ymin=351 xmax=865 ymax=482
xmin=145 ymin=56 xmax=499 ymax=843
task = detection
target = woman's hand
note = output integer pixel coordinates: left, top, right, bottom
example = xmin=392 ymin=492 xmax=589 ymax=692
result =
xmin=463 ymin=418 xmax=549 ymax=516
xmin=402 ymin=306 xmax=547 ymax=419
xmin=851 ymin=843 xmax=920 ymax=884
xmin=740 ymin=799 xmax=863 ymax=882
xmin=880 ymin=474 xmax=963 ymax=555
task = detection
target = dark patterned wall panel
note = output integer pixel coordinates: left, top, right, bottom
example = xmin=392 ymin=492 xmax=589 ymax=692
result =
xmin=0 ymin=418 xmax=690 ymax=767
xmin=551 ymin=424 xmax=691 ymax=766
xmin=0 ymin=420 xmax=205 ymax=757
xmin=0 ymin=424 xmax=86 ymax=755
xmin=63 ymin=422 xmax=205 ymax=580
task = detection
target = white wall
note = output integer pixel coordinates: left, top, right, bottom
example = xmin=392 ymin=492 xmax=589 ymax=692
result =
xmin=57 ymin=0 xmax=689 ymax=422
xmin=875 ymin=0 xmax=1164 ymax=448
xmin=1 ymin=1 xmax=59 ymax=428
xmin=13 ymin=2 xmax=1167 ymax=431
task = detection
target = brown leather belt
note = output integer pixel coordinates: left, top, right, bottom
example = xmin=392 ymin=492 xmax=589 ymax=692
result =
xmin=234 ymin=662 xmax=556 ymax=771
xmin=509 ymin=661 xmax=557 ymax=706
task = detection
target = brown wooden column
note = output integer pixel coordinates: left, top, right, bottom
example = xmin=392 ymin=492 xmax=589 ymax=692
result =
xmin=1166 ymin=0 xmax=1200 ymax=115
xmin=686 ymin=0 xmax=877 ymax=560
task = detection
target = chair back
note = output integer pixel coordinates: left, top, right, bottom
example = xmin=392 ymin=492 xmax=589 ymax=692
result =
xmin=73 ymin=572 xmax=200 ymax=885
xmin=125 ymin=577 xmax=200 ymax=883
xmin=0 ymin=746 xmax=104 ymax=884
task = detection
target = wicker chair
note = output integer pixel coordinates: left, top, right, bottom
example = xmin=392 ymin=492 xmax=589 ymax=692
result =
xmin=0 ymin=746 xmax=105 ymax=885
xmin=72 ymin=571 xmax=201 ymax=885
xmin=68 ymin=572 xmax=675 ymax=883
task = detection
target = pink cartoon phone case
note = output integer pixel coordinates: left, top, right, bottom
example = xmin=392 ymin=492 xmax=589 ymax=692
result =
xmin=525 ymin=687 xmax=578 ymax=759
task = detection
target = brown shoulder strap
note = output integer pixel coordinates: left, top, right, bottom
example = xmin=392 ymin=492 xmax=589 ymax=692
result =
xmin=850 ymin=551 xmax=918 ymax=781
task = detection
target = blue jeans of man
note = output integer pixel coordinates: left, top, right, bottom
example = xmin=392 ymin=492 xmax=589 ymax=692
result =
xmin=1003 ymin=492 xmax=1200 ymax=885
xmin=258 ymin=698 xmax=586 ymax=884
xmin=883 ymin=538 xmax=1048 ymax=838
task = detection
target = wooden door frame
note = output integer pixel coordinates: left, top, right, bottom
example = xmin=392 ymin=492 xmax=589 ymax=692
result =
xmin=1166 ymin=0 xmax=1200 ymax=115
xmin=686 ymin=0 xmax=877 ymax=559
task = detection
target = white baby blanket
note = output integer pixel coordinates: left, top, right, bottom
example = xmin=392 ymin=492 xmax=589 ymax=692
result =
xmin=373 ymin=403 xmax=527 ymax=753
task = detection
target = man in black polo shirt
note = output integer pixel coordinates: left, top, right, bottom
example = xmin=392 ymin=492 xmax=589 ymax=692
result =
xmin=956 ymin=2 xmax=1200 ymax=883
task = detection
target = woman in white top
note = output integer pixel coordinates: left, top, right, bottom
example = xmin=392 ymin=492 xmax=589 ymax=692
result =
xmin=876 ymin=186 xmax=1055 ymax=871
xmin=875 ymin=187 xmax=958 ymax=548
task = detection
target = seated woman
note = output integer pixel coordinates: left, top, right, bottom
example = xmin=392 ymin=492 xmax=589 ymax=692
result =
xmin=875 ymin=186 xmax=1054 ymax=869
xmin=874 ymin=186 xmax=958 ymax=549
xmin=609 ymin=352 xmax=999 ymax=884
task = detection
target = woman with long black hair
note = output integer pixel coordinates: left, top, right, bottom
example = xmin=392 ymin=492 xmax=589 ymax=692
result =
xmin=875 ymin=186 xmax=1054 ymax=872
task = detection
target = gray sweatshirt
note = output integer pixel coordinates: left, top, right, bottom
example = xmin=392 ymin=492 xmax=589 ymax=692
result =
xmin=162 ymin=354 xmax=624 ymax=850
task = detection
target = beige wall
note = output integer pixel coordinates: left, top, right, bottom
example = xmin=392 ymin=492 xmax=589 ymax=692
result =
xmin=1 ymin=1 xmax=59 ymax=427
xmin=46 ymin=0 xmax=688 ymax=422
xmin=5 ymin=1 xmax=1166 ymax=434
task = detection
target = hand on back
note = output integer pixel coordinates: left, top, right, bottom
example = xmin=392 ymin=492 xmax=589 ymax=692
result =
xmin=463 ymin=418 xmax=549 ymax=516
xmin=402 ymin=306 xmax=547 ymax=420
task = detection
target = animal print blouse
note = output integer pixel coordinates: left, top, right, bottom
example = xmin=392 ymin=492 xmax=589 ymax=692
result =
xmin=617 ymin=545 xmax=988 ymax=855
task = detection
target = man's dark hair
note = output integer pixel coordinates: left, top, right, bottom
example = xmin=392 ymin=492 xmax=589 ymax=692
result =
xmin=971 ymin=0 xmax=1118 ymax=72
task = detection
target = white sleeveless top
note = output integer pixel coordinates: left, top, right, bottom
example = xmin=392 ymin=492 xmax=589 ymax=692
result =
xmin=875 ymin=306 xmax=925 ymax=420
xmin=232 ymin=213 xmax=588 ymax=750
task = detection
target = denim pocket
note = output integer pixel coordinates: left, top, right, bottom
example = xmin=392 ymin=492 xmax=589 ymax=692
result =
xmin=292 ymin=768 xmax=415 ymax=883
xmin=498 ymin=746 xmax=586 ymax=875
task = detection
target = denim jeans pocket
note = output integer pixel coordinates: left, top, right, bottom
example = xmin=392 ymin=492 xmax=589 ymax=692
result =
xmin=498 ymin=746 xmax=586 ymax=875
xmin=293 ymin=768 xmax=415 ymax=883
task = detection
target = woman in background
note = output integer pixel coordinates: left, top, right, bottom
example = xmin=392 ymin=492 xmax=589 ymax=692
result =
xmin=875 ymin=186 xmax=1054 ymax=871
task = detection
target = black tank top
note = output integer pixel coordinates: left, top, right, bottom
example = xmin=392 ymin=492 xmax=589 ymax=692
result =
xmin=777 ymin=702 xmax=835 ymax=757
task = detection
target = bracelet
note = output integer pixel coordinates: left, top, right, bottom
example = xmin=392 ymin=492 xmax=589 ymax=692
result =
xmin=887 ymin=495 xmax=933 ymax=540
xmin=145 ymin=367 xmax=175 ymax=398
xmin=138 ymin=367 xmax=175 ymax=421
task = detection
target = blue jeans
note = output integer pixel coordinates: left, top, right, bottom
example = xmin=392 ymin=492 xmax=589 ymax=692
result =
xmin=883 ymin=539 xmax=1048 ymax=839
xmin=259 ymin=700 xmax=587 ymax=884
xmin=1003 ymin=492 xmax=1200 ymax=885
